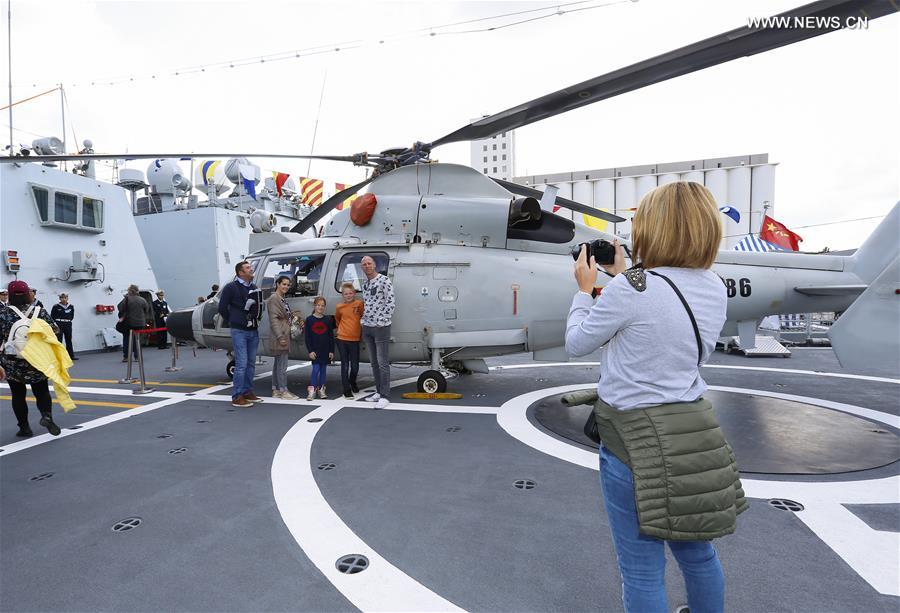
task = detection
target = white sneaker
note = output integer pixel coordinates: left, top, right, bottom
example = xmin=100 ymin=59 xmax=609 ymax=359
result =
xmin=375 ymin=398 xmax=389 ymax=409
xmin=364 ymin=393 xmax=380 ymax=402
xmin=281 ymin=391 xmax=300 ymax=400
xmin=272 ymin=390 xmax=284 ymax=399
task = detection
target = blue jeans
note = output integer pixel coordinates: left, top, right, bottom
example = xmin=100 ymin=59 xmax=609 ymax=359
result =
xmin=230 ymin=328 xmax=258 ymax=399
xmin=600 ymin=445 xmax=724 ymax=613
xmin=309 ymin=363 xmax=327 ymax=388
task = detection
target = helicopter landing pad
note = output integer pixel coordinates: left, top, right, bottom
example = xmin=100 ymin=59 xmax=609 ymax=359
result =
xmin=1 ymin=346 xmax=898 ymax=612
xmin=533 ymin=389 xmax=900 ymax=474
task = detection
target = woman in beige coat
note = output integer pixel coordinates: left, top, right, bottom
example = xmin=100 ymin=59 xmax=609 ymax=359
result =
xmin=267 ymin=276 xmax=301 ymax=399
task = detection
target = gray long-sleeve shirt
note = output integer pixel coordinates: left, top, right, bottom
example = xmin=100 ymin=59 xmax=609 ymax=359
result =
xmin=565 ymin=266 xmax=727 ymax=410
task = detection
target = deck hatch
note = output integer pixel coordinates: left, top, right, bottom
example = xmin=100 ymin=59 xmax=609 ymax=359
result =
xmin=513 ymin=479 xmax=536 ymax=490
xmin=335 ymin=555 xmax=369 ymax=574
xmin=29 ymin=472 xmax=55 ymax=482
xmin=769 ymin=499 xmax=804 ymax=512
xmin=112 ymin=517 xmax=142 ymax=532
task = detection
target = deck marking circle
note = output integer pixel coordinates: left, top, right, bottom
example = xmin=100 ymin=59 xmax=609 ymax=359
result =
xmin=496 ymin=383 xmax=900 ymax=596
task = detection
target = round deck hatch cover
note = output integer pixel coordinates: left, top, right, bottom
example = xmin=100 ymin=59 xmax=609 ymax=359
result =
xmin=336 ymin=555 xmax=369 ymax=574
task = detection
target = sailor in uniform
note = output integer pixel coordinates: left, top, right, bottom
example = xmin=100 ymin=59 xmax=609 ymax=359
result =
xmin=152 ymin=290 xmax=171 ymax=349
xmin=50 ymin=293 xmax=77 ymax=360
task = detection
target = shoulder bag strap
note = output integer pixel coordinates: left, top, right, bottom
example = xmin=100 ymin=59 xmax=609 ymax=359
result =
xmin=646 ymin=271 xmax=702 ymax=366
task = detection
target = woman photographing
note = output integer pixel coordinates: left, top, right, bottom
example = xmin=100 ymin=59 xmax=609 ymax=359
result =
xmin=566 ymin=182 xmax=746 ymax=613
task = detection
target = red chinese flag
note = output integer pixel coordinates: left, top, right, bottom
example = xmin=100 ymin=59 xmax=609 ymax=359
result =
xmin=760 ymin=215 xmax=803 ymax=251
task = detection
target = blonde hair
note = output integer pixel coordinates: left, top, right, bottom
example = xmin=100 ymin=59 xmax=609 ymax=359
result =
xmin=340 ymin=282 xmax=357 ymax=292
xmin=631 ymin=182 xmax=721 ymax=270
xmin=313 ymin=296 xmax=326 ymax=306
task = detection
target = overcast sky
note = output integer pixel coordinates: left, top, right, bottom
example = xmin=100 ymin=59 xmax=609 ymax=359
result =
xmin=5 ymin=0 xmax=898 ymax=251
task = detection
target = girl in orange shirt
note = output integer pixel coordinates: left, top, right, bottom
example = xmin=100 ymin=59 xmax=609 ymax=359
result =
xmin=334 ymin=282 xmax=364 ymax=398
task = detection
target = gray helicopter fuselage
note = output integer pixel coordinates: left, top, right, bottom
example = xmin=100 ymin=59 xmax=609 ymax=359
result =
xmin=179 ymin=163 xmax=868 ymax=365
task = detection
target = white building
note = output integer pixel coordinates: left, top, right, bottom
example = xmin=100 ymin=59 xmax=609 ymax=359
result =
xmin=469 ymin=118 xmax=515 ymax=181
xmin=515 ymin=154 xmax=777 ymax=250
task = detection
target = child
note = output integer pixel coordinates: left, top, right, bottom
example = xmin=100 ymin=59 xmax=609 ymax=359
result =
xmin=304 ymin=296 xmax=334 ymax=400
xmin=334 ymin=282 xmax=364 ymax=398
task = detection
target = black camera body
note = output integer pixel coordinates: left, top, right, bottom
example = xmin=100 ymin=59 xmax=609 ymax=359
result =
xmin=570 ymin=239 xmax=617 ymax=266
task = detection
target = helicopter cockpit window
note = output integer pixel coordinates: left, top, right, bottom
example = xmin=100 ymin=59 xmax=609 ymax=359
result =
xmin=259 ymin=254 xmax=326 ymax=298
xmin=335 ymin=252 xmax=389 ymax=292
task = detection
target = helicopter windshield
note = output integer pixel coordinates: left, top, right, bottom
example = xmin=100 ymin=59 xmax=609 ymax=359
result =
xmin=260 ymin=254 xmax=326 ymax=298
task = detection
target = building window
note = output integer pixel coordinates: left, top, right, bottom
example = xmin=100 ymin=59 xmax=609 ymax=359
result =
xmin=483 ymin=156 xmax=487 ymax=163
xmin=493 ymin=167 xmax=497 ymax=173
xmin=492 ymin=144 xmax=497 ymax=150
xmin=32 ymin=186 xmax=49 ymax=221
xmin=482 ymin=145 xmax=487 ymax=151
xmin=492 ymin=155 xmax=497 ymax=162
xmin=483 ymin=168 xmax=488 ymax=173
xmin=502 ymin=165 xmax=507 ymax=172
xmin=502 ymin=132 xmax=506 ymax=137
xmin=502 ymin=154 xmax=506 ymax=161
xmin=54 ymin=192 xmax=78 ymax=225
xmin=502 ymin=143 xmax=507 ymax=149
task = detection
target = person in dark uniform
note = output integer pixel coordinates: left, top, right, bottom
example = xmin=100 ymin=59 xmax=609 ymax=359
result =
xmin=207 ymin=284 xmax=219 ymax=300
xmin=152 ymin=290 xmax=171 ymax=349
xmin=51 ymin=293 xmax=77 ymax=360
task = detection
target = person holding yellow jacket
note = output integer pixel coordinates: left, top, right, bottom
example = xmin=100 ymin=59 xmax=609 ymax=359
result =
xmin=0 ymin=280 xmax=74 ymax=438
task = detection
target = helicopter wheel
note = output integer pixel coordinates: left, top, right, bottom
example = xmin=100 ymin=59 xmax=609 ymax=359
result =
xmin=226 ymin=359 xmax=236 ymax=380
xmin=417 ymin=370 xmax=447 ymax=394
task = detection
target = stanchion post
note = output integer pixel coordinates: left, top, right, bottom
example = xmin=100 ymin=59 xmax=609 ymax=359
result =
xmin=133 ymin=329 xmax=156 ymax=395
xmin=118 ymin=329 xmax=138 ymax=384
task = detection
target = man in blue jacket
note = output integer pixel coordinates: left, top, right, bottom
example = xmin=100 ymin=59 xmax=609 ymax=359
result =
xmin=217 ymin=261 xmax=264 ymax=408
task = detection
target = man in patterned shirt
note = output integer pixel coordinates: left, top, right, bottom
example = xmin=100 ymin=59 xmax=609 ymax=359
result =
xmin=360 ymin=256 xmax=394 ymax=409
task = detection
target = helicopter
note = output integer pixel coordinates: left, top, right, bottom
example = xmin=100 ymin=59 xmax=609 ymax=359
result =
xmin=5 ymin=0 xmax=898 ymax=392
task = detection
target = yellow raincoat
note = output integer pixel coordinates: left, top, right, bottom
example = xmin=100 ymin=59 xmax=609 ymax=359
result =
xmin=19 ymin=318 xmax=76 ymax=412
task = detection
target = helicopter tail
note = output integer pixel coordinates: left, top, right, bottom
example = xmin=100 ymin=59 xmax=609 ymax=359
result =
xmin=828 ymin=202 xmax=899 ymax=372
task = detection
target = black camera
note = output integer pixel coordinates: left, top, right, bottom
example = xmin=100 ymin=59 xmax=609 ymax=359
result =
xmin=570 ymin=239 xmax=617 ymax=266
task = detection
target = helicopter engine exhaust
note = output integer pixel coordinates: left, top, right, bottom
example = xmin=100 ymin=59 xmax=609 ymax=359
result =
xmin=166 ymin=309 xmax=196 ymax=344
xmin=509 ymin=197 xmax=542 ymax=226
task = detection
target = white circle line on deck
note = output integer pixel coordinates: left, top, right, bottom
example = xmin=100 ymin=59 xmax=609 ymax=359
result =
xmin=494 ymin=383 xmax=900 ymax=597
xmin=271 ymin=404 xmax=464 ymax=613
xmin=490 ymin=362 xmax=900 ymax=385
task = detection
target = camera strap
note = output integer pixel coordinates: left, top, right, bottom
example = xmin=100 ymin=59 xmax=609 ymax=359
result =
xmin=646 ymin=271 xmax=702 ymax=366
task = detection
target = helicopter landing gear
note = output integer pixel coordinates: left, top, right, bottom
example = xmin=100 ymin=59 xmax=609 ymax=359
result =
xmin=226 ymin=359 xmax=235 ymax=380
xmin=417 ymin=370 xmax=448 ymax=394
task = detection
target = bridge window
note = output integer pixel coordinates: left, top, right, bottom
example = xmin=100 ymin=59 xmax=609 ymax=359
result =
xmin=29 ymin=184 xmax=105 ymax=232
xmin=55 ymin=192 xmax=78 ymax=225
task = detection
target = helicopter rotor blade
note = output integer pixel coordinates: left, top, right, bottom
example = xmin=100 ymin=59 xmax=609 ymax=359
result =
xmin=291 ymin=175 xmax=377 ymax=234
xmin=430 ymin=0 xmax=897 ymax=147
xmin=493 ymin=178 xmax=625 ymax=223
xmin=0 ymin=152 xmax=370 ymax=164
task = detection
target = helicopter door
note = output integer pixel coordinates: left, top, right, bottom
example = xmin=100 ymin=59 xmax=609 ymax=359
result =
xmin=256 ymin=252 xmax=331 ymax=355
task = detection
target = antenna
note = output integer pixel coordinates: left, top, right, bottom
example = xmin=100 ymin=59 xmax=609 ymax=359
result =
xmin=7 ymin=0 xmax=12 ymax=157
xmin=307 ymin=69 xmax=327 ymax=176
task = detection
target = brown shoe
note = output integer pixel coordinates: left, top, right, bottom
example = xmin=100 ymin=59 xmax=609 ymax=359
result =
xmin=232 ymin=395 xmax=252 ymax=408
xmin=243 ymin=392 xmax=263 ymax=403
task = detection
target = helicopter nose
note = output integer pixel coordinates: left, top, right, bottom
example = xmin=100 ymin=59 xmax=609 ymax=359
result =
xmin=166 ymin=309 xmax=195 ymax=343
